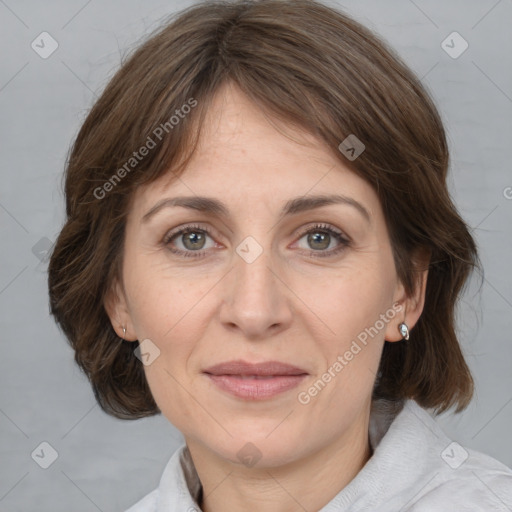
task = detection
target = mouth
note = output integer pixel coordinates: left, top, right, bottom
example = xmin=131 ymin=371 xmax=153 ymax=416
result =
xmin=203 ymin=360 xmax=308 ymax=400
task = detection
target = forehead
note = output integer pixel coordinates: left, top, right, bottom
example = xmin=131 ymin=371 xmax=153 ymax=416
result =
xmin=130 ymin=82 xmax=378 ymax=221
xmin=196 ymin=82 xmax=337 ymax=168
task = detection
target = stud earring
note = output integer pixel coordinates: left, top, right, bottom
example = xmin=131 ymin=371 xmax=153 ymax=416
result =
xmin=122 ymin=326 xmax=126 ymax=340
xmin=398 ymin=322 xmax=409 ymax=341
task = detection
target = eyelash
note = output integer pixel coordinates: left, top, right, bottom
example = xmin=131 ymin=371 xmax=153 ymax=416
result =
xmin=162 ymin=223 xmax=351 ymax=259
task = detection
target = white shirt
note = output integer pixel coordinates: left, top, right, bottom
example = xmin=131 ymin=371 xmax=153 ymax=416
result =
xmin=126 ymin=399 xmax=512 ymax=511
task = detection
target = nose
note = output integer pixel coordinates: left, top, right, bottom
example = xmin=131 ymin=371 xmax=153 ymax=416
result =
xmin=219 ymin=241 xmax=293 ymax=340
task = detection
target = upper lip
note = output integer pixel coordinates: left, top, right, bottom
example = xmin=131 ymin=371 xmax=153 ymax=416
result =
xmin=203 ymin=360 xmax=308 ymax=376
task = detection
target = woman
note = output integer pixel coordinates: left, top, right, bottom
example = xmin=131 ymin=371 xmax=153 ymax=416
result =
xmin=48 ymin=0 xmax=512 ymax=510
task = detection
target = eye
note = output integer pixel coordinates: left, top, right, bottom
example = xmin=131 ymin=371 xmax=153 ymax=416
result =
xmin=295 ymin=223 xmax=350 ymax=258
xmin=163 ymin=224 xmax=217 ymax=258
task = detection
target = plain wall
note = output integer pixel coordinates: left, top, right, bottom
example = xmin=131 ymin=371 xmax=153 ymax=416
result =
xmin=1 ymin=0 xmax=511 ymax=510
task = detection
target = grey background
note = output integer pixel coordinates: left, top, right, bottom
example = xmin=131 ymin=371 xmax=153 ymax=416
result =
xmin=1 ymin=0 xmax=511 ymax=510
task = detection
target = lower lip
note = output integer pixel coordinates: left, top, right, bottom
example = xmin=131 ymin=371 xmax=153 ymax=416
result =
xmin=205 ymin=374 xmax=307 ymax=400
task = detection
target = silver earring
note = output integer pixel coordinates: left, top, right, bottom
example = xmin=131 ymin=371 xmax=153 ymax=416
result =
xmin=122 ymin=326 xmax=126 ymax=340
xmin=398 ymin=322 xmax=409 ymax=341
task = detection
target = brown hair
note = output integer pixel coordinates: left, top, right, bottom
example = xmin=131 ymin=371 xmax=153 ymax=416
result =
xmin=48 ymin=0 xmax=481 ymax=419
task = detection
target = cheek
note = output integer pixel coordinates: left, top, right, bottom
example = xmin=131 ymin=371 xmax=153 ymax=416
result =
xmin=321 ymin=265 xmax=393 ymax=337
xmin=309 ymin=260 xmax=396 ymax=393
xmin=136 ymin=295 xmax=207 ymax=431
xmin=123 ymin=264 xmax=210 ymax=383
xmin=123 ymin=253 xmax=207 ymax=341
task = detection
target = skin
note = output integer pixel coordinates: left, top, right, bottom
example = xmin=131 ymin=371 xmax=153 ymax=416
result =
xmin=106 ymin=81 xmax=428 ymax=512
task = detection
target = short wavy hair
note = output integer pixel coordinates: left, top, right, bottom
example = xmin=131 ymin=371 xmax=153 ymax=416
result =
xmin=48 ymin=0 xmax=481 ymax=419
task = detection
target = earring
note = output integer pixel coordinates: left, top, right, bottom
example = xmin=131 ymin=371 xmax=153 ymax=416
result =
xmin=122 ymin=326 xmax=126 ymax=340
xmin=398 ymin=322 xmax=409 ymax=341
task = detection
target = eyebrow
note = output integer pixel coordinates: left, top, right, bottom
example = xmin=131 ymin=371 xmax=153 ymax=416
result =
xmin=141 ymin=194 xmax=371 ymax=224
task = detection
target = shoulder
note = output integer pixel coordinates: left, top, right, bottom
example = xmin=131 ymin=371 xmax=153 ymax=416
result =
xmin=407 ymin=447 xmax=512 ymax=511
xmin=124 ymin=488 xmax=159 ymax=512
xmin=370 ymin=400 xmax=512 ymax=511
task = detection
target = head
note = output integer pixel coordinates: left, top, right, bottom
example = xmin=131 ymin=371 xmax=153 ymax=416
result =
xmin=48 ymin=0 xmax=479 ymax=468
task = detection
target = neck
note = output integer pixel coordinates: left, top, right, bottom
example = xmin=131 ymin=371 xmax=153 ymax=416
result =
xmin=187 ymin=409 xmax=373 ymax=512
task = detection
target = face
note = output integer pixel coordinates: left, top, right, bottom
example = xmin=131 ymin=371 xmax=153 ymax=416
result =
xmin=107 ymin=81 xmax=421 ymax=470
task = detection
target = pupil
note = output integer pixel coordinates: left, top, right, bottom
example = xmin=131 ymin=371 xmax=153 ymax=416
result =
xmin=185 ymin=232 xmax=204 ymax=249
xmin=309 ymin=232 xmax=329 ymax=250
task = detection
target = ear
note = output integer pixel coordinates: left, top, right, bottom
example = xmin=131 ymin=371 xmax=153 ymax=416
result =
xmin=385 ymin=248 xmax=430 ymax=342
xmin=104 ymin=277 xmax=138 ymax=342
